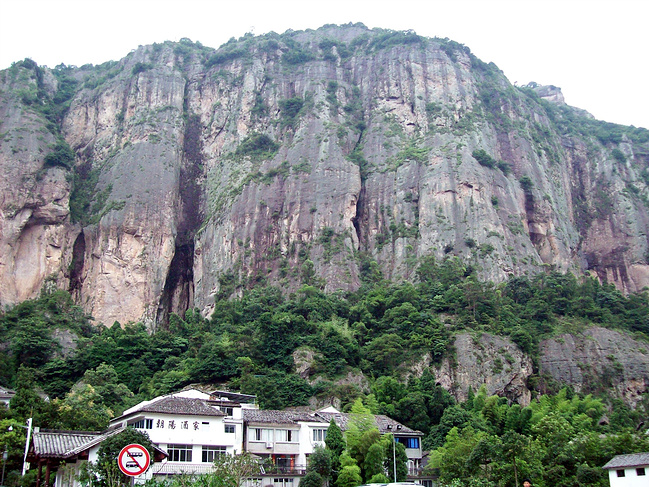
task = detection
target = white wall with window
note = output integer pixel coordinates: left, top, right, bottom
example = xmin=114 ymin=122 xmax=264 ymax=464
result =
xmin=608 ymin=466 xmax=648 ymax=487
xmin=110 ymin=390 xmax=248 ymax=476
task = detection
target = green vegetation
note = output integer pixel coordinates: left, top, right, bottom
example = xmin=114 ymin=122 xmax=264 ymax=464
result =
xmin=131 ymin=62 xmax=153 ymax=75
xmin=393 ymin=141 xmax=430 ymax=168
xmin=427 ymin=387 xmax=649 ymax=485
xmin=279 ymin=96 xmax=306 ymax=128
xmin=472 ymin=149 xmax=497 ymax=168
xmin=366 ymin=29 xmax=425 ymax=51
xmin=519 ymin=85 xmax=649 ymax=145
xmin=233 ymin=133 xmax=279 ymax=161
xmin=1 ymin=254 xmax=649 ymax=486
xmin=9 ymin=60 xmax=79 ymax=173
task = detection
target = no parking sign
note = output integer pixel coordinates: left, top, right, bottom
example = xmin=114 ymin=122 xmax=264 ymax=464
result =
xmin=118 ymin=444 xmax=151 ymax=477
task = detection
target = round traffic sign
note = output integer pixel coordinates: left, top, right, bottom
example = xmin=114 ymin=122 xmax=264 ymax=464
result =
xmin=118 ymin=444 xmax=151 ymax=476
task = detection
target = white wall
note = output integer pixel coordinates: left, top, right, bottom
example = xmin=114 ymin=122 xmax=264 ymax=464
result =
xmin=608 ymin=466 xmax=649 ymax=487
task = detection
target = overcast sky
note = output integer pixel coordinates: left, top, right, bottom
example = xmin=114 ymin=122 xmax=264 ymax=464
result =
xmin=1 ymin=0 xmax=647 ymax=129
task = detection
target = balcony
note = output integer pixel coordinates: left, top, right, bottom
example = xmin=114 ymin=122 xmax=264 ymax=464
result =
xmin=260 ymin=464 xmax=307 ymax=476
xmin=247 ymin=441 xmax=300 ymax=455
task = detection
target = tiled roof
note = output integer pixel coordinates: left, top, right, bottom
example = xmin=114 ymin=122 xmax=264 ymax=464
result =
xmin=602 ymin=452 xmax=649 ymax=469
xmin=0 ymin=386 xmax=16 ymax=397
xmin=316 ymin=411 xmax=349 ymax=429
xmin=33 ymin=427 xmax=126 ymax=459
xmin=33 ymin=431 xmax=99 ymax=458
xmin=32 ymin=426 xmax=168 ymax=461
xmin=243 ymin=409 xmax=324 ymax=425
xmin=243 ymin=408 xmax=422 ymax=436
xmin=316 ymin=412 xmax=422 ymax=436
xmin=128 ymin=396 xmax=226 ymax=418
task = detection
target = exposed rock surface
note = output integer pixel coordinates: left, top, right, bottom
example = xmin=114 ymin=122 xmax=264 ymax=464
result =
xmin=434 ymin=333 xmax=533 ymax=405
xmin=1 ymin=25 xmax=648 ymax=329
xmin=539 ymin=327 xmax=649 ymax=407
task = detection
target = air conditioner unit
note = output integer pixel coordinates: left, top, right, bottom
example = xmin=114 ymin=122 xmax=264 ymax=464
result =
xmin=265 ymin=442 xmax=273 ymax=449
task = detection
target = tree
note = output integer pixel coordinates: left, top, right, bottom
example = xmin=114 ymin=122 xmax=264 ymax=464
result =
xmin=56 ymin=383 xmax=113 ymax=431
xmin=308 ymin=445 xmax=332 ymax=480
xmin=80 ymin=429 xmax=154 ymax=487
xmin=300 ymin=471 xmax=324 ymax=487
xmin=210 ymin=452 xmax=263 ymax=487
xmin=325 ymin=419 xmax=345 ymax=484
xmin=335 ymin=453 xmax=362 ymax=487
xmin=363 ymin=442 xmax=385 ymax=481
xmin=82 ymin=363 xmax=134 ymax=413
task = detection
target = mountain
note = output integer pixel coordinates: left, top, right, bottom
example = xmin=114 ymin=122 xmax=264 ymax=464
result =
xmin=1 ymin=24 xmax=648 ymax=330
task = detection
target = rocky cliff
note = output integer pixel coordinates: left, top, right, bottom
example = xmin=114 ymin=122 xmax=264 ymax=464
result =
xmin=1 ymin=25 xmax=648 ymax=329
xmin=427 ymin=328 xmax=649 ymax=407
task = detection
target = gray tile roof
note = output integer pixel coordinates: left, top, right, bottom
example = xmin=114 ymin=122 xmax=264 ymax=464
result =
xmin=0 ymin=386 xmax=16 ymax=398
xmin=243 ymin=408 xmax=422 ymax=436
xmin=130 ymin=396 xmax=226 ymax=418
xmin=243 ymin=409 xmax=324 ymax=424
xmin=602 ymin=452 xmax=649 ymax=469
xmin=32 ymin=427 xmax=126 ymax=459
xmin=316 ymin=412 xmax=422 ymax=436
xmin=33 ymin=431 xmax=99 ymax=458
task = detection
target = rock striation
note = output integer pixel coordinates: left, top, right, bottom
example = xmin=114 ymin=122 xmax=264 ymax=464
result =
xmin=0 ymin=25 xmax=648 ymax=330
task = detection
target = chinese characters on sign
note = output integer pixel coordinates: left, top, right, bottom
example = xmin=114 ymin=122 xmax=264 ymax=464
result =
xmin=154 ymin=419 xmax=204 ymax=430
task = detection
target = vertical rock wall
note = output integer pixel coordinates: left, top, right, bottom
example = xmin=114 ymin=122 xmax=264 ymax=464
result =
xmin=1 ymin=26 xmax=648 ymax=328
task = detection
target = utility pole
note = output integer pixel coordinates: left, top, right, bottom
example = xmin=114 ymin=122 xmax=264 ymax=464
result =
xmin=21 ymin=418 xmax=32 ymax=476
xmin=392 ymin=435 xmax=396 ymax=482
xmin=1 ymin=449 xmax=8 ymax=487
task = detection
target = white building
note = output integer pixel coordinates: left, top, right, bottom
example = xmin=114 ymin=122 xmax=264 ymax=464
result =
xmin=110 ymin=389 xmax=257 ymax=476
xmin=27 ymin=389 xmax=424 ymax=487
xmin=28 ymin=389 xmax=257 ymax=486
xmin=603 ymin=452 xmax=649 ymax=487
xmin=242 ymin=406 xmax=425 ymax=486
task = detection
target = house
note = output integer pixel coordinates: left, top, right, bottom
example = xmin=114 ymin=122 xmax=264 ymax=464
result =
xmin=603 ymin=452 xmax=649 ymax=486
xmin=109 ymin=388 xmax=257 ymax=476
xmin=0 ymin=386 xmax=16 ymax=406
xmin=27 ymin=388 xmax=256 ymax=486
xmin=26 ymin=388 xmax=424 ymax=487
xmin=316 ymin=409 xmax=425 ymax=479
xmin=242 ymin=408 xmax=329 ymax=487
xmin=241 ymin=406 xmax=425 ymax=486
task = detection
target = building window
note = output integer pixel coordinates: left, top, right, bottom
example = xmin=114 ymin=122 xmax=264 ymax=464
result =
xmin=616 ymin=469 xmax=625 ymax=477
xmin=225 ymin=424 xmax=236 ymax=434
xmin=312 ymin=429 xmax=327 ymax=442
xmin=131 ymin=418 xmax=153 ymax=429
xmin=638 ymin=467 xmax=646 ymax=476
xmin=396 ymin=437 xmax=420 ymax=449
xmin=202 ymin=446 xmax=227 ymax=463
xmin=273 ymin=478 xmax=294 ymax=487
xmin=221 ymin=406 xmax=234 ymax=416
xmin=168 ymin=444 xmax=193 ymax=462
xmin=254 ymin=428 xmax=274 ymax=442
xmin=275 ymin=429 xmax=295 ymax=442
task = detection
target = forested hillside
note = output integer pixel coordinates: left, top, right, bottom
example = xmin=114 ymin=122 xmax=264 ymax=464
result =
xmin=2 ymin=258 xmax=649 ymax=484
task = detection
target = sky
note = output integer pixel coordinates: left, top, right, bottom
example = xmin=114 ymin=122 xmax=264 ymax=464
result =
xmin=1 ymin=0 xmax=648 ymax=129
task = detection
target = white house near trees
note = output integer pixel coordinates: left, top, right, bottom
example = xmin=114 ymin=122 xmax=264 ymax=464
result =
xmin=603 ymin=452 xmax=649 ymax=487
xmin=27 ymin=388 xmax=425 ymax=487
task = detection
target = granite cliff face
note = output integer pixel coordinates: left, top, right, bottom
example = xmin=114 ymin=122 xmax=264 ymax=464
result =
xmin=1 ymin=25 xmax=648 ymax=330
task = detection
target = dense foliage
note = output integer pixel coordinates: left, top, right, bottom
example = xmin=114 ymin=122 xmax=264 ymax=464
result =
xmin=1 ymin=256 xmax=648 ymax=484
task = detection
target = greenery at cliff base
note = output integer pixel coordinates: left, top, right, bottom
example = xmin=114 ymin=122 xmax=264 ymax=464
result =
xmin=1 ymin=255 xmax=648 ymax=485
